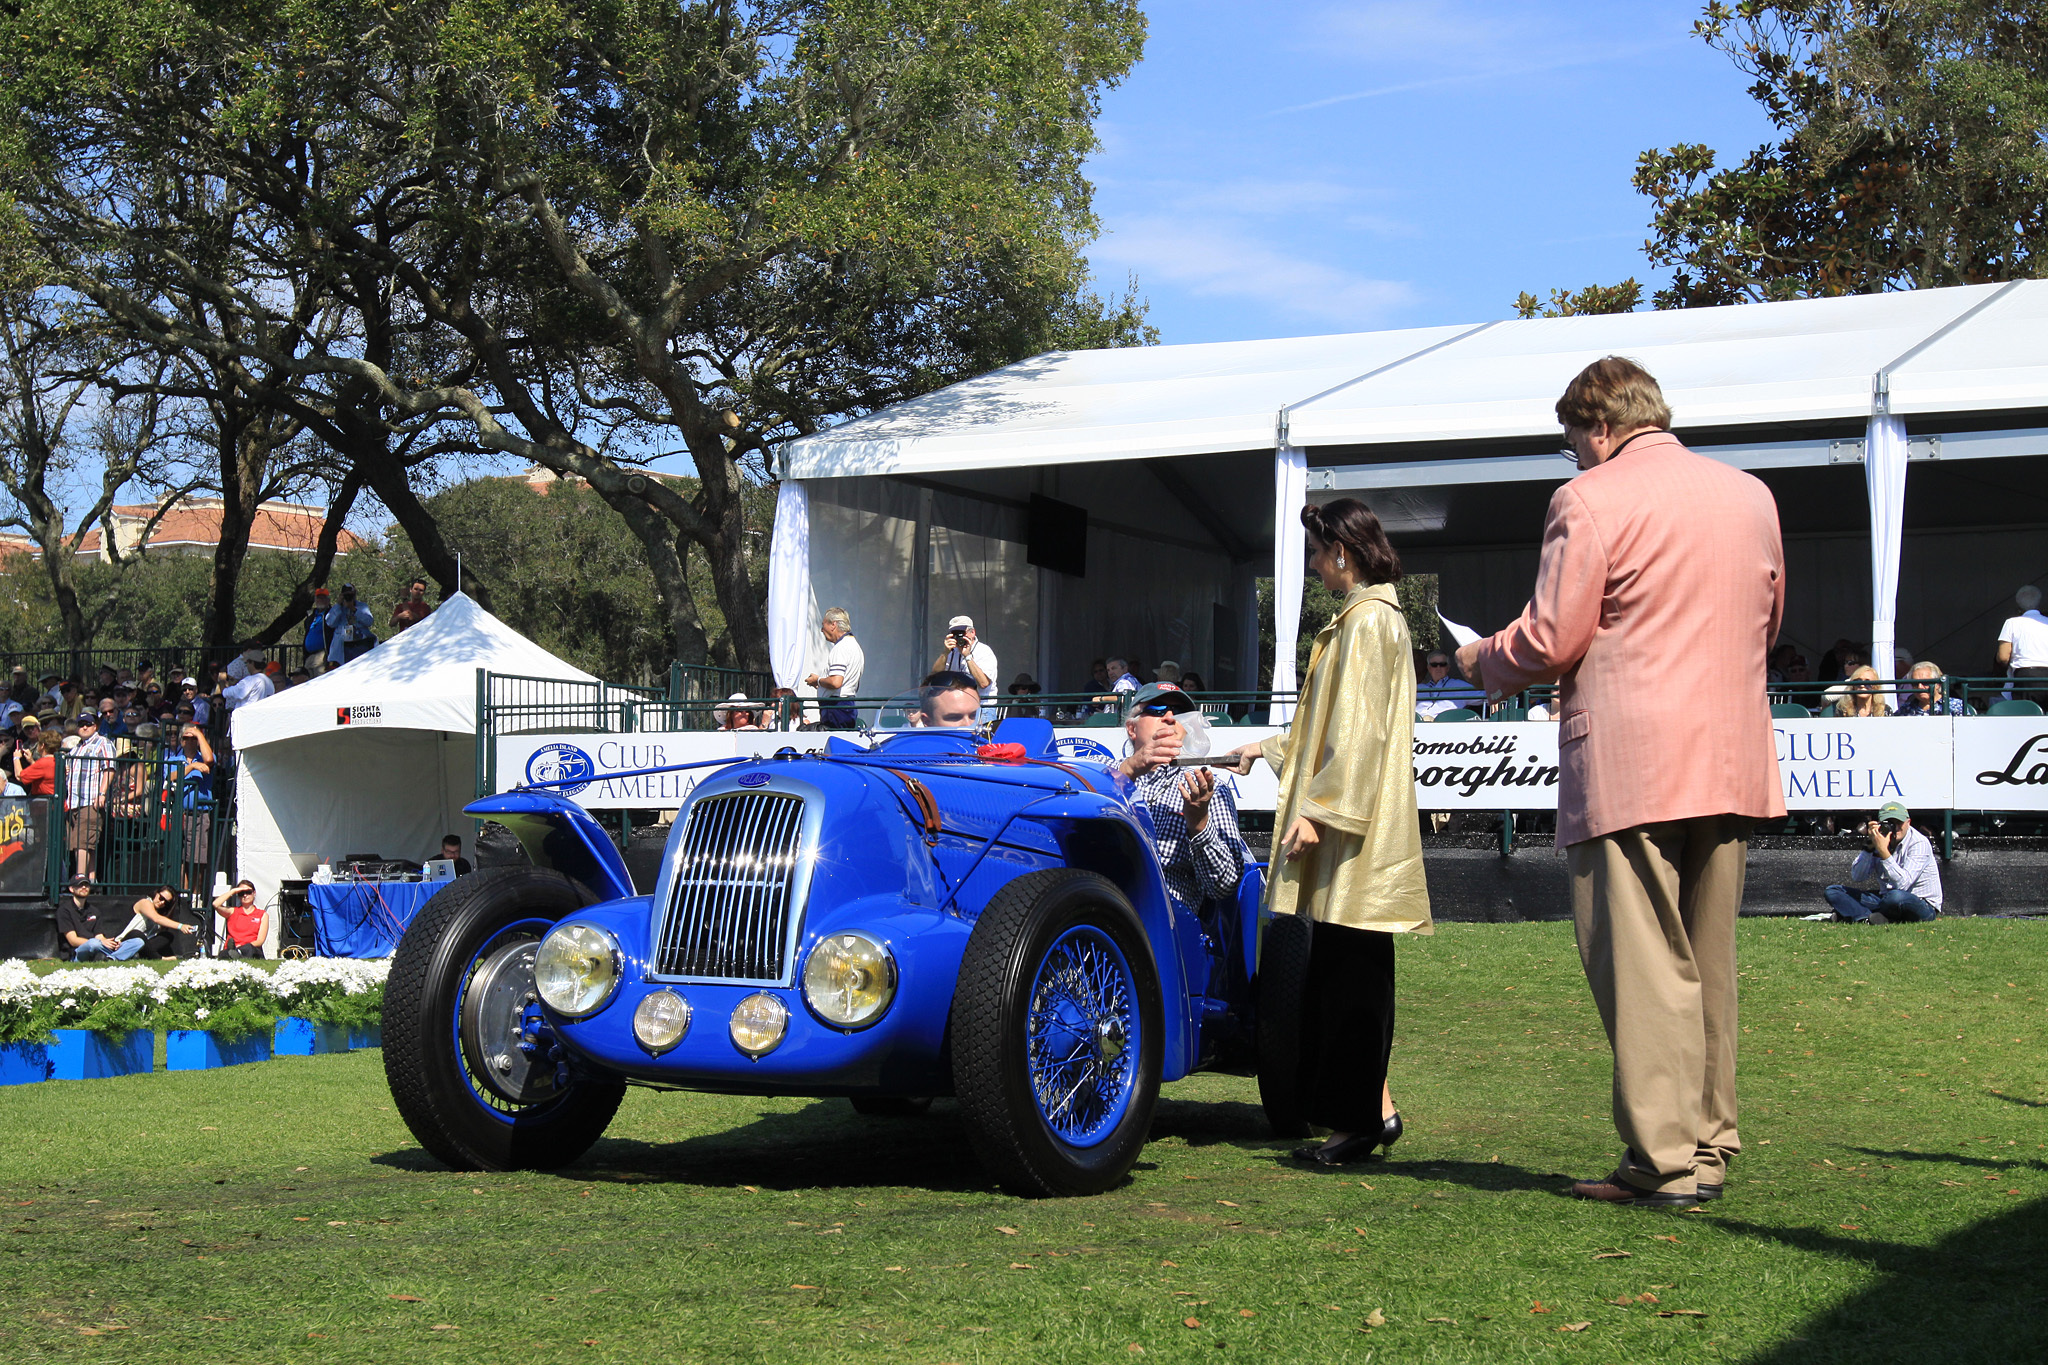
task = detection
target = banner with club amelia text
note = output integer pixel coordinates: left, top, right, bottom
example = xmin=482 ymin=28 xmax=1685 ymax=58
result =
xmin=494 ymin=716 xmax=2044 ymax=815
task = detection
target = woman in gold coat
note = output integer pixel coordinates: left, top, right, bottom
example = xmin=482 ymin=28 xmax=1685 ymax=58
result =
xmin=1229 ymin=497 xmax=1431 ymax=1164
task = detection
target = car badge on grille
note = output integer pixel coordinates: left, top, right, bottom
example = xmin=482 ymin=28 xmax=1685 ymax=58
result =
xmin=737 ymin=771 xmax=771 ymax=787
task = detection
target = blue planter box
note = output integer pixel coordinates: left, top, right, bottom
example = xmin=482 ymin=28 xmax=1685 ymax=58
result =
xmin=274 ymin=1018 xmax=351 ymax=1056
xmin=49 ymin=1030 xmax=152 ymax=1080
xmin=0 ymin=1041 xmax=53 ymax=1085
xmin=166 ymin=1029 xmax=272 ymax=1071
xmin=348 ymin=1023 xmax=383 ymax=1050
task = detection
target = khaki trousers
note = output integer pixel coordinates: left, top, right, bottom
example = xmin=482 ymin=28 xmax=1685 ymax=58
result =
xmin=1567 ymin=814 xmax=1747 ymax=1195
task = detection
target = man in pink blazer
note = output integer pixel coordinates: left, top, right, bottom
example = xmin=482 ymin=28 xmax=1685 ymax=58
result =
xmin=1457 ymin=356 xmax=1786 ymax=1208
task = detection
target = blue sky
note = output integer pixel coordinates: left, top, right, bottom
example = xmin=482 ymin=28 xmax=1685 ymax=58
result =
xmin=1083 ymin=0 xmax=1782 ymax=343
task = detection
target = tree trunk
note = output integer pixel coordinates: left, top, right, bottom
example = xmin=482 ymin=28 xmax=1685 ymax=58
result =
xmin=247 ymin=465 xmax=367 ymax=647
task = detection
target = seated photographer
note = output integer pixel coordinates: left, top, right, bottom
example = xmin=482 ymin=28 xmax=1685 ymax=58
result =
xmin=1116 ymin=682 xmax=1248 ymax=915
xmin=1823 ymin=802 xmax=1941 ymax=923
xmin=911 ymin=672 xmax=981 ymax=729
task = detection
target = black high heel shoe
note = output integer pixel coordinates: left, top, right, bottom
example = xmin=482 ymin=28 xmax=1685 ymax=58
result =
xmin=1291 ymin=1112 xmax=1404 ymax=1165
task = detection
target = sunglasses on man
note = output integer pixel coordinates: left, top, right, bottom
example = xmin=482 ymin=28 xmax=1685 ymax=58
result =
xmin=1135 ymin=703 xmax=1181 ymax=718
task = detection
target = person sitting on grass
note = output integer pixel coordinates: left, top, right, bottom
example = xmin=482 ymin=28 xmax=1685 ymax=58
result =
xmin=212 ymin=880 xmax=268 ymax=959
xmin=1823 ymin=802 xmax=1941 ymax=923
xmin=129 ymin=884 xmax=197 ymax=959
xmin=59 ymin=874 xmax=142 ymax=960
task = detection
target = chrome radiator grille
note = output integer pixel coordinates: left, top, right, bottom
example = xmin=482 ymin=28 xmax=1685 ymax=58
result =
xmin=654 ymin=792 xmax=808 ymax=981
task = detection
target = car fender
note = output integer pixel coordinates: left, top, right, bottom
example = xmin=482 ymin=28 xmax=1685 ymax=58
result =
xmin=1018 ymin=796 xmax=1199 ymax=1081
xmin=464 ymin=790 xmax=635 ymax=903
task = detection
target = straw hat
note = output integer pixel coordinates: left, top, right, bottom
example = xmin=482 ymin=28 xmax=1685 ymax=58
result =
xmin=712 ymin=692 xmax=756 ymax=722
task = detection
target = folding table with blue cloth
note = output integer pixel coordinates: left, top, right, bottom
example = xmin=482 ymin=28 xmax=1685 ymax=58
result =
xmin=308 ymin=880 xmax=450 ymax=958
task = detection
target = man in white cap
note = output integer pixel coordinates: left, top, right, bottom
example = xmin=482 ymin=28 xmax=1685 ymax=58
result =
xmin=931 ymin=615 xmax=996 ymax=706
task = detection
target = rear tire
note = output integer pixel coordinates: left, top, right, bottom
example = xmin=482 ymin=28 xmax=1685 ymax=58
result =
xmin=1255 ymin=912 xmax=1313 ymax=1139
xmin=384 ymin=867 xmax=625 ymax=1171
xmin=951 ymin=867 xmax=1162 ymax=1197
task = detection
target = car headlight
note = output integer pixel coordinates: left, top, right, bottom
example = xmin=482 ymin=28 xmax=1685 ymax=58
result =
xmin=802 ymin=932 xmax=897 ymax=1029
xmin=633 ymin=989 xmax=691 ymax=1054
xmin=729 ymin=992 xmax=789 ymax=1057
xmin=532 ymin=923 xmax=621 ymax=1018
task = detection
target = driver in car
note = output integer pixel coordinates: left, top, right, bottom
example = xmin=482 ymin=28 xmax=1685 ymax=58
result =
xmin=1116 ymin=682 xmax=1248 ymax=914
xmin=912 ymin=671 xmax=983 ymax=729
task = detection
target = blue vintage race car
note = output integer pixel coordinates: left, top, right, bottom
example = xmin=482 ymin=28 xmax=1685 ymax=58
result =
xmin=383 ymin=718 xmax=1308 ymax=1196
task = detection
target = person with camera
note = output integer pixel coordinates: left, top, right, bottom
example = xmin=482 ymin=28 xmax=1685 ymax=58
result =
xmin=1823 ymin=802 xmax=1942 ymax=923
xmin=324 ymin=583 xmax=379 ymax=666
xmin=931 ymin=616 xmax=997 ymax=707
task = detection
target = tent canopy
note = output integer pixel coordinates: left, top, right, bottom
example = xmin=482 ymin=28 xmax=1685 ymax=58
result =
xmin=785 ymin=280 xmax=2048 ymax=476
xmin=232 ymin=595 xmax=596 ymax=950
xmin=775 ymin=283 xmax=2048 ymax=703
xmin=231 ymin=593 xmax=596 ymax=750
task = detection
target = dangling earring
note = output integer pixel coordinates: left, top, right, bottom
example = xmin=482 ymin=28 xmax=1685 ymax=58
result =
xmin=1336 ymin=552 xmax=1345 ymax=570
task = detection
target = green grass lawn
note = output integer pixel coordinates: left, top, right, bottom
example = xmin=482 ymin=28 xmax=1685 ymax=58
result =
xmin=3 ymin=919 xmax=2042 ymax=1364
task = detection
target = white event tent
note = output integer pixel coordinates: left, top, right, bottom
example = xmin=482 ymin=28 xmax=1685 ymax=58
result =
xmin=771 ymin=281 xmax=2048 ymax=714
xmin=231 ymin=594 xmax=595 ymax=943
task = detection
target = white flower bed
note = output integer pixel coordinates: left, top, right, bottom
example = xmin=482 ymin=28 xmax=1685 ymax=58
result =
xmin=148 ymin=957 xmax=275 ymax=1006
xmin=3 ymin=957 xmax=391 ymax=1039
xmin=0 ymin=960 xmax=163 ymax=1039
xmin=269 ymin=957 xmax=389 ymax=1002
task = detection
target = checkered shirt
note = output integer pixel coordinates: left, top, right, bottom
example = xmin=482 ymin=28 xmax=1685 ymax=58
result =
xmin=1130 ymin=764 xmax=1249 ymax=912
xmin=64 ymin=733 xmax=116 ymax=810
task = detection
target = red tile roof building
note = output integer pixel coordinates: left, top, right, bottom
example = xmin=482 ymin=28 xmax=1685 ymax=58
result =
xmin=68 ymin=498 xmax=366 ymax=561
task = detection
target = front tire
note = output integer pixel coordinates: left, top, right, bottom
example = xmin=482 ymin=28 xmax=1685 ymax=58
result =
xmin=384 ymin=867 xmax=626 ymax=1171
xmin=951 ymin=868 xmax=1162 ymax=1197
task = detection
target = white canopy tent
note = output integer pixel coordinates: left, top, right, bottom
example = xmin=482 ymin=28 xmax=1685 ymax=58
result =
xmin=776 ymin=281 xmax=2048 ymax=700
xmin=230 ymin=594 xmax=595 ymax=947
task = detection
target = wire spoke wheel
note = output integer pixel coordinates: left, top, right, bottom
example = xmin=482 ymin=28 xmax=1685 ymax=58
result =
xmin=952 ymin=867 xmax=1162 ymax=1197
xmin=1026 ymin=925 xmax=1138 ymax=1147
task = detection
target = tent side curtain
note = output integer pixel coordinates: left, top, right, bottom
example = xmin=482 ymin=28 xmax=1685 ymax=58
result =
xmin=767 ymin=479 xmax=813 ymax=690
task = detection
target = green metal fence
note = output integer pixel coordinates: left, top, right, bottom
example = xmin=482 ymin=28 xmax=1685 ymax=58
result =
xmin=47 ymin=743 xmax=227 ymax=945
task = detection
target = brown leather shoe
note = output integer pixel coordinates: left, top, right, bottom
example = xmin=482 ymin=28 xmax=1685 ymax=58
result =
xmin=1570 ymin=1174 xmax=1700 ymax=1208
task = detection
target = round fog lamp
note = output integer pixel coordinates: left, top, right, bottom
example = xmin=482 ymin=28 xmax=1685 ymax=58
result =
xmin=532 ymin=923 xmax=620 ymax=1018
xmin=729 ymin=992 xmax=789 ymax=1057
xmin=802 ymin=932 xmax=897 ymax=1029
xmin=633 ymin=989 xmax=691 ymax=1054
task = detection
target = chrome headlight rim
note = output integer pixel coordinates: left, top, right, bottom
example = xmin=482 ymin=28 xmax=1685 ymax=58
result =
xmin=632 ymin=988 xmax=692 ymax=1055
xmin=532 ymin=922 xmax=623 ymax=1019
xmin=799 ymin=930 xmax=899 ymax=1032
xmin=729 ymin=991 xmax=790 ymax=1058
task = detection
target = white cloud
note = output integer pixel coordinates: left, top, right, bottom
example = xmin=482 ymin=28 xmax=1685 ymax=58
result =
xmin=1090 ymin=215 xmax=1418 ymax=327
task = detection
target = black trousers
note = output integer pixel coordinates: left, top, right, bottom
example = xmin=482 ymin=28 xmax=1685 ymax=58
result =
xmin=1300 ymin=919 xmax=1397 ymax=1133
